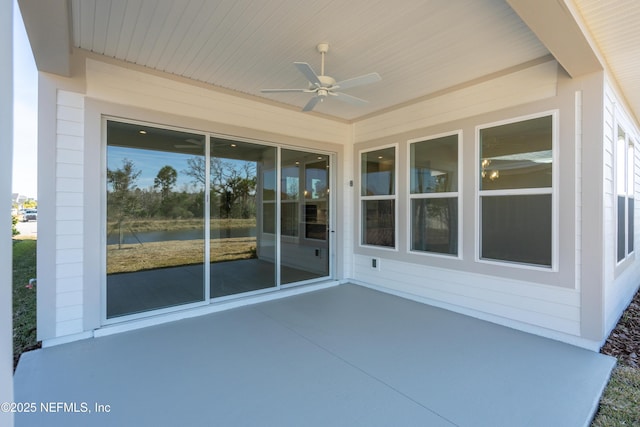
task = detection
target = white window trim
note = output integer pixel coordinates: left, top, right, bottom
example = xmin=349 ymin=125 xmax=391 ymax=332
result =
xmin=474 ymin=110 xmax=559 ymax=271
xmin=359 ymin=143 xmax=399 ymax=251
xmin=406 ymin=130 xmax=462 ymax=259
xmin=614 ymin=122 xmax=636 ymax=266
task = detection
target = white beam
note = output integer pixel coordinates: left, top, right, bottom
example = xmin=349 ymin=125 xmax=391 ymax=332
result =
xmin=1 ymin=0 xmax=15 ymax=425
xmin=506 ymin=0 xmax=602 ymax=77
xmin=18 ymin=0 xmax=71 ymax=76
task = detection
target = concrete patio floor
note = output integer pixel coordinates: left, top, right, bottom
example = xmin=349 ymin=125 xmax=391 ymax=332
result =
xmin=14 ymin=284 xmax=615 ymax=427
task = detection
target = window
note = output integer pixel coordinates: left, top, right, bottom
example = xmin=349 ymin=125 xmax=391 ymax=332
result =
xmin=617 ymin=126 xmax=635 ymax=262
xmin=409 ymin=132 xmax=460 ymax=255
xmin=478 ymin=114 xmax=555 ymax=267
xmin=361 ymin=146 xmax=396 ymax=248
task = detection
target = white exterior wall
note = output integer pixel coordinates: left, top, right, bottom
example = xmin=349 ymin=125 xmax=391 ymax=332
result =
xmin=54 ymin=90 xmax=85 ymax=337
xmin=603 ymin=81 xmax=640 ymax=335
xmin=350 ymin=61 xmax=606 ymax=348
xmin=353 ymin=256 xmax=580 ymax=335
xmin=39 ymin=53 xmax=351 ymax=343
xmin=37 ymin=52 xmax=636 ymax=350
xmin=1 ymin=0 xmax=14 ymax=423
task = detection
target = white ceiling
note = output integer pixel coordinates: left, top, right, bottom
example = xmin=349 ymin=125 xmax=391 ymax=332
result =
xmin=575 ymin=0 xmax=640 ymax=121
xmin=19 ymin=0 xmax=640 ymax=124
xmin=69 ymin=0 xmax=550 ymax=121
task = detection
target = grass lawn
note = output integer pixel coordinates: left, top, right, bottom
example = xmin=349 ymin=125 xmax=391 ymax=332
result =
xmin=12 ymin=239 xmax=38 ymax=370
xmin=592 ymin=365 xmax=640 ymax=426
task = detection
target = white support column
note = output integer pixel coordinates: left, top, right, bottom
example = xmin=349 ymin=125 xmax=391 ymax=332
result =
xmin=0 ymin=0 xmax=15 ymax=425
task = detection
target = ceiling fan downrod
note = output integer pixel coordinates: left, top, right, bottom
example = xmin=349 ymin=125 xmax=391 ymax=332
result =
xmin=317 ymin=43 xmax=329 ymax=77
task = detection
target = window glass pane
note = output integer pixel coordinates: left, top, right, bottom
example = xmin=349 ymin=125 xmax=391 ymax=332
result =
xmin=618 ymin=196 xmax=626 ymax=262
xmin=481 ymin=194 xmax=551 ymax=266
xmin=480 ymin=116 xmax=552 ymax=191
xmin=617 ymin=128 xmax=627 ymax=196
xmin=210 ymin=140 xmax=276 ymax=298
xmin=280 ymin=149 xmax=330 ymax=284
xmin=410 ymin=135 xmax=458 ymax=193
xmin=627 ymin=140 xmax=634 ymax=196
xmin=106 ymin=121 xmax=206 ymax=318
xmin=362 ymin=200 xmax=395 ymax=247
xmin=629 ymin=197 xmax=634 ymax=254
xmin=361 ymin=147 xmax=395 ymax=196
xmin=411 ymin=198 xmax=457 ymax=255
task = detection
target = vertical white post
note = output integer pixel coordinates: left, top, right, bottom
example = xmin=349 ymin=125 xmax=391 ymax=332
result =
xmin=0 ymin=0 xmax=15 ymax=425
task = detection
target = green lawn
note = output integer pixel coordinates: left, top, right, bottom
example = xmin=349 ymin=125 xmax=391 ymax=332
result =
xmin=592 ymin=365 xmax=640 ymax=426
xmin=12 ymin=239 xmax=38 ymax=369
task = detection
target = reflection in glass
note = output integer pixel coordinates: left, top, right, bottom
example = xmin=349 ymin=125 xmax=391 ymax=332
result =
xmin=280 ymin=149 xmax=330 ymax=285
xmin=480 ymin=116 xmax=552 ymax=191
xmin=210 ymin=140 xmax=276 ymax=298
xmin=106 ymin=121 xmax=206 ymax=318
xmin=363 ymin=200 xmax=395 ymax=247
xmin=361 ymin=147 xmax=395 ymax=196
xmin=410 ymin=135 xmax=458 ymax=193
xmin=412 ymin=198 xmax=457 ymax=255
xmin=481 ymin=194 xmax=552 ymax=266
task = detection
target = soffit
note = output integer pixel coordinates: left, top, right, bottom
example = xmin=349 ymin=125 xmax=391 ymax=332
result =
xmin=574 ymin=0 xmax=640 ymax=127
xmin=69 ymin=0 xmax=549 ymax=121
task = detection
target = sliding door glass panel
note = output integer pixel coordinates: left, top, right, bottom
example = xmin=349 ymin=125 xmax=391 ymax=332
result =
xmin=106 ymin=121 xmax=206 ymax=318
xmin=210 ymin=139 xmax=276 ymax=298
xmin=280 ymin=149 xmax=330 ymax=284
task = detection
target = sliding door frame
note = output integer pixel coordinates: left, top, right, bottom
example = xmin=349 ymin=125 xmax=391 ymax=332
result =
xmin=101 ymin=117 xmax=336 ymax=325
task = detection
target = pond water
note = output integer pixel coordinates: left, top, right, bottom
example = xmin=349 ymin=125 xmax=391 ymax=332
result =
xmin=107 ymin=227 xmax=257 ymax=244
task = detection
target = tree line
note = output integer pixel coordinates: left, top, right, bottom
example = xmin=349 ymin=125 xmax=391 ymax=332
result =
xmin=107 ymin=157 xmax=257 ymax=223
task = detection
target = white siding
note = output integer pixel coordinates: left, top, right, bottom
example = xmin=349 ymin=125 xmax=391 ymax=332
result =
xmin=353 ymin=255 xmax=581 ymax=335
xmin=55 ymin=90 xmax=85 ymax=337
xmin=603 ymin=81 xmax=640 ymax=333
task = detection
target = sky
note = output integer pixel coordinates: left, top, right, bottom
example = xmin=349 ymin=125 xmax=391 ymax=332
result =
xmin=12 ymin=0 xmax=38 ymax=199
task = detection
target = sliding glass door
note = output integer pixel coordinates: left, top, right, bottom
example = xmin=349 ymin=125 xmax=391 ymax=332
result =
xmin=209 ymin=139 xmax=277 ymax=298
xmin=106 ymin=121 xmax=206 ymax=318
xmin=106 ymin=119 xmax=333 ymax=319
xmin=280 ymin=149 xmax=330 ymax=284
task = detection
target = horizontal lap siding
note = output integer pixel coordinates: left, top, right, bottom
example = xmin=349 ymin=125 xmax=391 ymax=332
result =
xmin=55 ymin=90 xmax=85 ymax=337
xmin=604 ymin=82 xmax=640 ymax=331
xmin=354 ymin=255 xmax=581 ymax=335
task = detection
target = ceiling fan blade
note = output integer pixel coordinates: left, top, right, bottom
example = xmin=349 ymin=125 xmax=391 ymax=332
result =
xmin=335 ymin=72 xmax=381 ymax=91
xmin=261 ymin=88 xmax=310 ymax=93
xmin=332 ymin=92 xmax=369 ymax=106
xmin=302 ymin=96 xmax=322 ymax=112
xmin=294 ymin=62 xmax=322 ymax=87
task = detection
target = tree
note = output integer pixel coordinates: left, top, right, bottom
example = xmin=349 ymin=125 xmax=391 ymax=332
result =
xmin=154 ymin=165 xmax=177 ymax=200
xmin=183 ymin=156 xmax=257 ymax=218
xmin=107 ymin=159 xmax=141 ymax=248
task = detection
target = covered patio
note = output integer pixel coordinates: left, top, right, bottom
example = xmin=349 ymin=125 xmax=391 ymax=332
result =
xmin=14 ymin=284 xmax=614 ymax=427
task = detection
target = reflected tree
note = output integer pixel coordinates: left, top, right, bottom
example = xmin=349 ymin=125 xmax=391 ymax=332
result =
xmin=183 ymin=157 xmax=256 ymax=219
xmin=107 ymin=158 xmax=141 ymax=249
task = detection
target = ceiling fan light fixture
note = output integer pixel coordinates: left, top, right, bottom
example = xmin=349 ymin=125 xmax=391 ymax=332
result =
xmin=261 ymin=42 xmax=381 ymax=112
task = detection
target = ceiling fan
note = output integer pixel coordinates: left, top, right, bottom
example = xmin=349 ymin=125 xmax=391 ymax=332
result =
xmin=261 ymin=43 xmax=381 ymax=112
